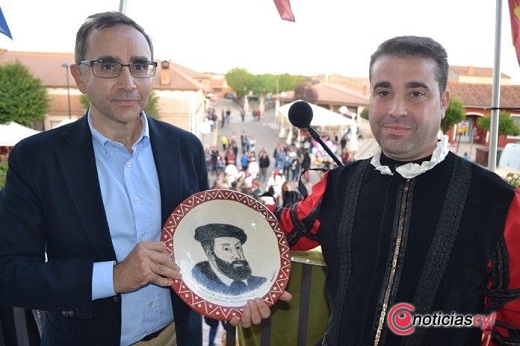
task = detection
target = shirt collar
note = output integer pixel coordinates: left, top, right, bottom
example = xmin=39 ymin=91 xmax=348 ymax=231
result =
xmin=370 ymin=132 xmax=450 ymax=179
xmin=88 ymin=111 xmax=150 ymax=150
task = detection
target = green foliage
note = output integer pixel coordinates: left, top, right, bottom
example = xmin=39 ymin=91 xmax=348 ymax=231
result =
xmin=441 ymin=98 xmax=466 ymax=133
xmin=278 ymin=73 xmax=305 ymax=94
xmin=144 ymin=91 xmax=160 ymax=118
xmin=225 ymin=69 xmax=305 ymax=98
xmin=251 ymin=73 xmax=304 ymax=95
xmin=225 ymin=68 xmax=254 ymax=99
xmin=0 ymin=160 xmax=7 ymax=189
xmin=250 ymin=74 xmax=270 ymax=95
xmin=79 ymin=91 xmax=160 ymax=118
xmin=0 ymin=62 xmax=49 ymax=126
xmin=477 ymin=111 xmax=520 ymax=136
xmin=80 ymin=94 xmax=89 ymax=110
xmin=505 ymin=172 xmax=520 ymax=187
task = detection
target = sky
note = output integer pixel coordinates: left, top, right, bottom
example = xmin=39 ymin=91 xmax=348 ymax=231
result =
xmin=1 ymin=0 xmax=520 ymax=84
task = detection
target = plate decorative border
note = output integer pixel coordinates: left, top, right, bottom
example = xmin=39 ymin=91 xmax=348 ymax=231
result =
xmin=161 ymin=189 xmax=291 ymax=320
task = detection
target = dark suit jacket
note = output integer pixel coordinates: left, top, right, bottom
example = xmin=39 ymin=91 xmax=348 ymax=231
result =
xmin=0 ymin=115 xmax=209 ymax=345
xmin=192 ymin=261 xmax=267 ymax=295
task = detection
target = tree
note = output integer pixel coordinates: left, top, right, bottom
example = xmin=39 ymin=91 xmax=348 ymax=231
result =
xmin=249 ymin=73 xmax=305 ymax=96
xmin=225 ymin=69 xmax=305 ymax=99
xmin=0 ymin=62 xmax=49 ymax=126
xmin=144 ymin=91 xmax=160 ymax=118
xmin=476 ymin=111 xmax=520 ymax=136
xmin=79 ymin=91 xmax=161 ymax=118
xmin=225 ymin=68 xmax=254 ymax=100
xmin=277 ymin=73 xmax=305 ymax=94
xmin=440 ymin=98 xmax=466 ymax=133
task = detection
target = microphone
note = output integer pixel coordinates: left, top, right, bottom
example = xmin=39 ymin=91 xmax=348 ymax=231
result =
xmin=288 ymin=100 xmax=313 ymax=129
xmin=288 ymin=101 xmax=343 ymax=166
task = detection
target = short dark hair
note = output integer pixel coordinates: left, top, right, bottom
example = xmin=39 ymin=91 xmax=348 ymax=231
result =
xmin=369 ymin=36 xmax=449 ymax=93
xmin=194 ymin=223 xmax=247 ymax=248
xmin=74 ymin=11 xmax=154 ymax=64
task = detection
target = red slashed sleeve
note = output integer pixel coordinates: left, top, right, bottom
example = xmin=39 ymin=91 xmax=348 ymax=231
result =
xmin=268 ymin=172 xmax=330 ymax=251
xmin=485 ymin=188 xmax=520 ymax=345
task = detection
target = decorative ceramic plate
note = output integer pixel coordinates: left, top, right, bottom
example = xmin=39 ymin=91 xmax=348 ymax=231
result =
xmin=161 ymin=189 xmax=291 ymax=321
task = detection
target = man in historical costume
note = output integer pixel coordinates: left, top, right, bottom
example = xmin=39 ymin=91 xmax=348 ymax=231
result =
xmin=272 ymin=36 xmax=520 ymax=345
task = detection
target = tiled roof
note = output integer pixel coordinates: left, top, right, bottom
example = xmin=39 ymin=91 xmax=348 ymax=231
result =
xmin=0 ymin=51 xmax=74 ymax=88
xmin=313 ymin=71 xmax=520 ymax=112
xmin=449 ymin=65 xmax=509 ymax=79
xmin=0 ymin=50 xmax=204 ymax=91
xmin=3 ymin=51 xmax=520 ymax=113
xmin=313 ymin=74 xmax=370 ymax=96
xmin=448 ymin=80 xmax=520 ymax=110
xmin=313 ymin=83 xmax=369 ymax=106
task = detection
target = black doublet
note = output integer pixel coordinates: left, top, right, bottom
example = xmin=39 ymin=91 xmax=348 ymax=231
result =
xmin=317 ymin=153 xmax=513 ymax=345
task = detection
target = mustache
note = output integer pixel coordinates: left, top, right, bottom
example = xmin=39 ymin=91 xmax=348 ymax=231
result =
xmin=230 ymin=260 xmax=248 ymax=267
xmin=214 ymin=256 xmax=252 ymax=281
xmin=379 ymin=118 xmax=413 ymax=128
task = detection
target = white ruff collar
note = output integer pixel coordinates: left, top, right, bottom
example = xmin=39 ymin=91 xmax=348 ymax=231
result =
xmin=370 ymin=133 xmax=449 ymax=179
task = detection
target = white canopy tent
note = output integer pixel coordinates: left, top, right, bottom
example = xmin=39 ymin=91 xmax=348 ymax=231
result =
xmin=277 ymin=100 xmax=356 ymax=145
xmin=278 ymin=100 xmax=355 ymax=128
xmin=0 ymin=122 xmax=41 ymax=147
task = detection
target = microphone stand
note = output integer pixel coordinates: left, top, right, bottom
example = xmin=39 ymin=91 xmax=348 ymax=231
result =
xmin=307 ymin=127 xmax=344 ymax=167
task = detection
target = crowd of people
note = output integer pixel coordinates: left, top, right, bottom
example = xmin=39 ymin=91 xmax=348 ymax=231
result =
xmin=205 ymin=130 xmax=339 ymax=208
xmin=204 ymin=93 xmax=359 ymax=199
xmin=201 ymin=113 xmax=368 ymax=230
xmin=203 ymin=124 xmax=360 ymax=209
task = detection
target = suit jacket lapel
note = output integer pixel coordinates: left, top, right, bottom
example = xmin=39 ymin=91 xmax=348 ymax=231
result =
xmin=148 ymin=117 xmax=181 ymax=222
xmin=53 ymin=116 xmax=184 ymax=259
xmin=55 ymin=115 xmax=115 ymax=259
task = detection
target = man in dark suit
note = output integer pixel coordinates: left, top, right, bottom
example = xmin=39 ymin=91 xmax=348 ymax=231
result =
xmin=0 ymin=11 xmax=209 ymax=346
xmin=0 ymin=11 xmax=290 ymax=345
xmin=192 ymin=223 xmax=267 ymax=295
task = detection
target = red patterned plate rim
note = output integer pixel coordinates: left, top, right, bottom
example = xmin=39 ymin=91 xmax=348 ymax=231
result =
xmin=161 ymin=189 xmax=291 ymax=321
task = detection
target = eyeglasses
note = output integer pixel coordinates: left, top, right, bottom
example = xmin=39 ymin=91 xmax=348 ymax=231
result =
xmin=80 ymin=59 xmax=157 ymax=78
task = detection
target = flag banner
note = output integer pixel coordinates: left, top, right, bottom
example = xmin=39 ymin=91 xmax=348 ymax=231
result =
xmin=509 ymin=0 xmax=520 ymax=65
xmin=0 ymin=7 xmax=12 ymax=40
xmin=273 ymin=0 xmax=295 ymax=22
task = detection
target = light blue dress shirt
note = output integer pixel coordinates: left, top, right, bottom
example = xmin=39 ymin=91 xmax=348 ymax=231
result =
xmin=88 ymin=113 xmax=173 ymax=345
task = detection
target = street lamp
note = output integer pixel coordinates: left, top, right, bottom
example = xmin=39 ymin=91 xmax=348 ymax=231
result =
xmin=61 ymin=63 xmax=72 ymax=119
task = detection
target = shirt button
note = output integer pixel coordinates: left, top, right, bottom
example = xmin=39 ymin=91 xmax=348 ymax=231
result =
xmin=126 ymin=163 xmax=132 ymax=168
xmin=135 ymin=197 xmax=140 ymax=203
